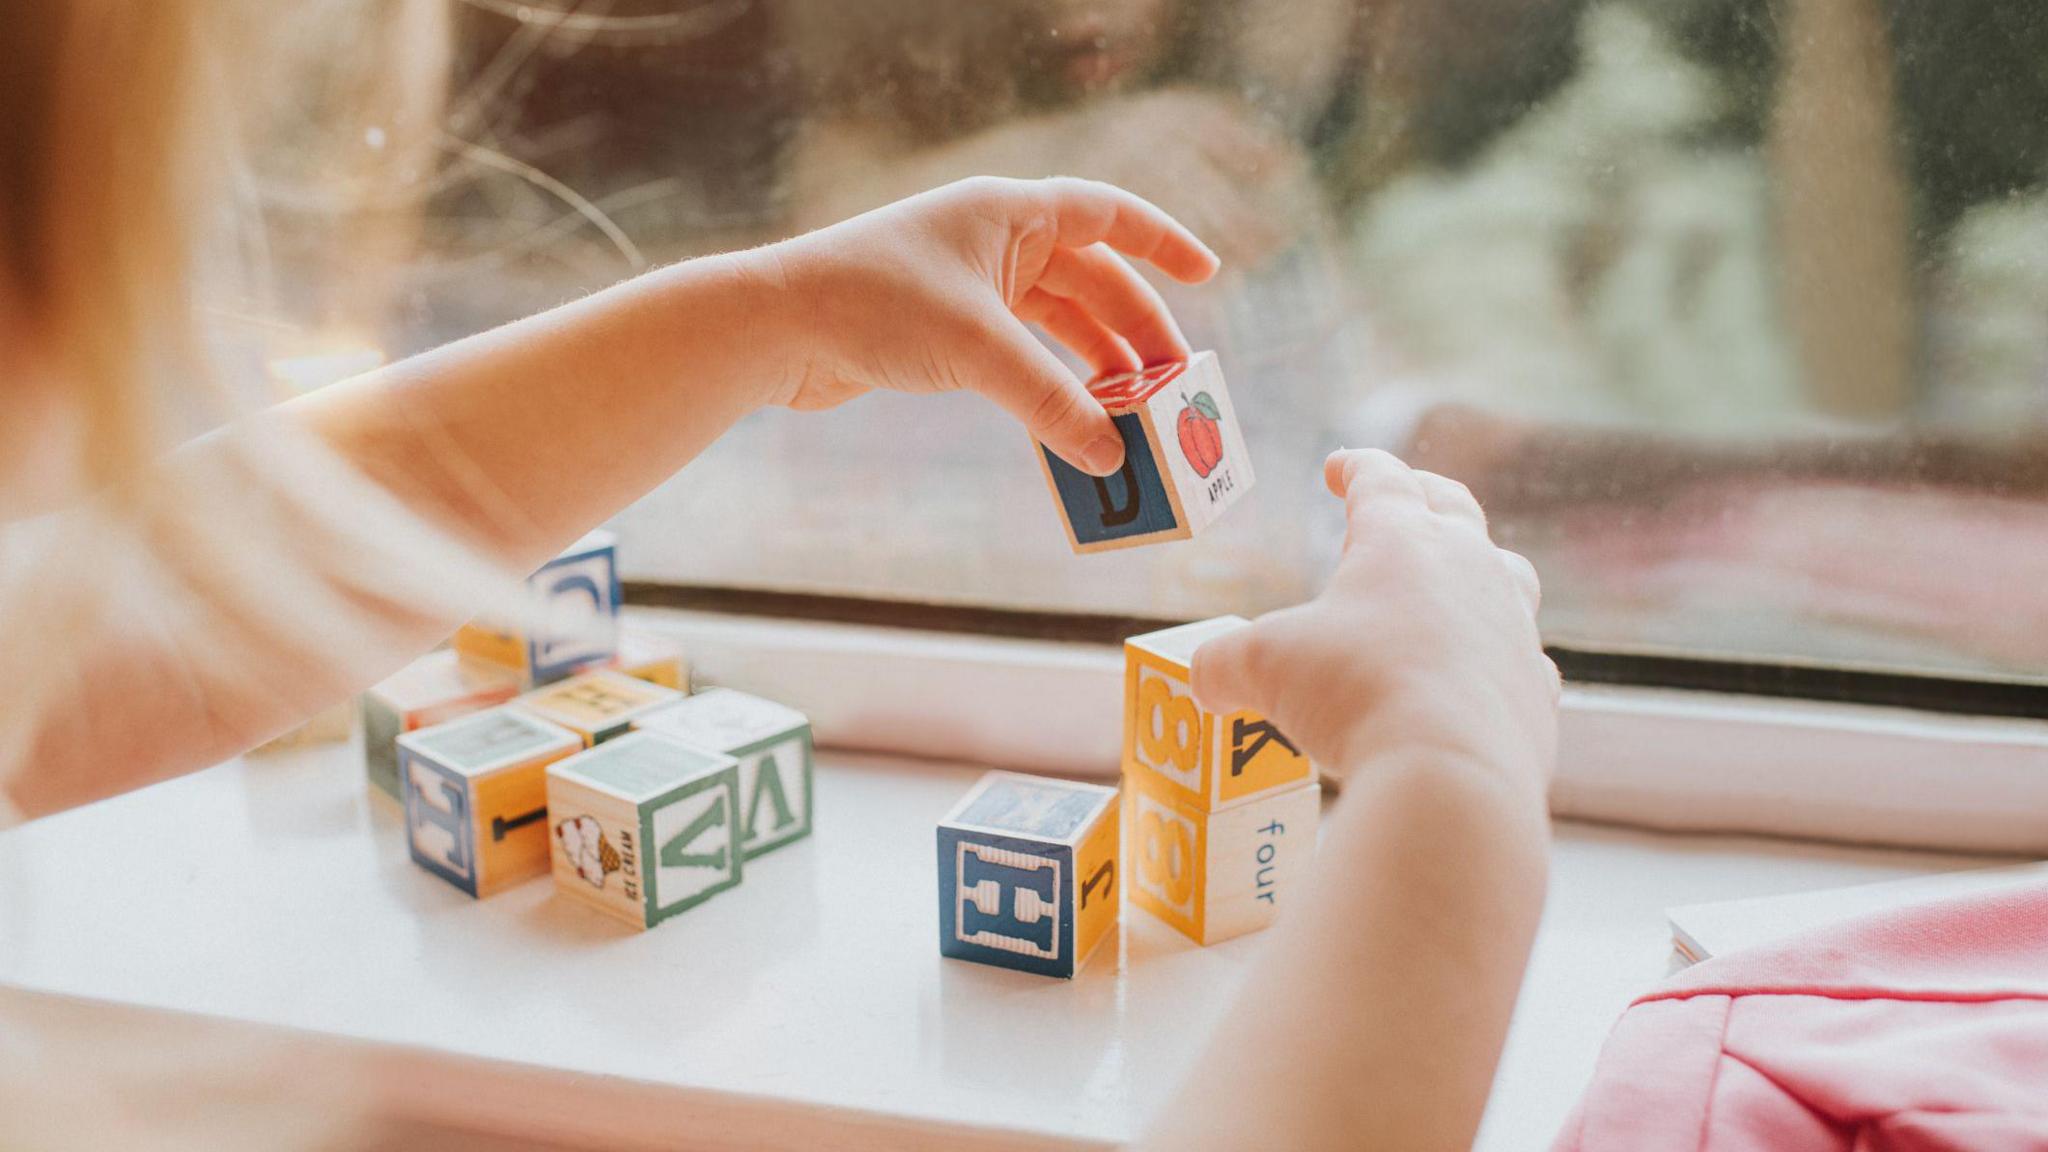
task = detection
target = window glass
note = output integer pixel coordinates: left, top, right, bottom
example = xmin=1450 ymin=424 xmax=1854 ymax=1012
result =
xmin=264 ymin=0 xmax=2048 ymax=683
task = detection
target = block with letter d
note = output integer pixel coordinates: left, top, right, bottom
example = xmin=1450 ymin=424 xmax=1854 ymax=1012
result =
xmin=1036 ymin=351 xmax=1254 ymax=553
xmin=455 ymin=530 xmax=621 ymax=685
xmin=635 ymin=688 xmax=813 ymax=860
xmin=937 ymin=771 xmax=1119 ymax=979
xmin=398 ymin=706 xmax=582 ymax=898
xmin=512 ymin=668 xmax=682 ymax=748
xmin=546 ymin=732 xmax=743 ymax=930
xmin=1122 ymin=616 xmax=1320 ymax=945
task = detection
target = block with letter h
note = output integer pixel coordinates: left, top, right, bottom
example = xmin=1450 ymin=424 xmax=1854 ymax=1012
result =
xmin=636 ymin=688 xmax=813 ymax=860
xmin=937 ymin=771 xmax=1119 ymax=979
xmin=545 ymin=731 xmax=743 ymax=930
xmin=455 ymin=530 xmax=622 ymax=686
xmin=1036 ymin=351 xmax=1254 ymax=553
xmin=512 ymin=668 xmax=682 ymax=748
xmin=1123 ymin=617 xmax=1320 ymax=946
xmin=398 ymin=706 xmax=582 ymax=898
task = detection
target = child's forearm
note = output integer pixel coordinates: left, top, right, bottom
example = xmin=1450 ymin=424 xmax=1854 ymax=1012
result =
xmin=291 ymin=250 xmax=790 ymax=572
xmin=1137 ymin=743 xmax=1550 ymax=1152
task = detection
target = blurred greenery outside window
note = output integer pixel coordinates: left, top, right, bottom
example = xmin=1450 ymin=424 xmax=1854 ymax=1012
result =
xmin=249 ymin=0 xmax=2048 ymax=685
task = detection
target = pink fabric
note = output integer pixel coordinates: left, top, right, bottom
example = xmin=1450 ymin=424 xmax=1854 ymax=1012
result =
xmin=1555 ymin=882 xmax=2048 ymax=1152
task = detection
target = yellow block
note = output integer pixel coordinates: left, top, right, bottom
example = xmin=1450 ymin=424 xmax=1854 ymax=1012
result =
xmin=472 ymin=745 xmax=576 ymax=897
xmin=455 ymin=622 xmax=528 ymax=674
xmin=1124 ymin=619 xmax=1313 ymax=812
xmin=516 ymin=669 xmax=682 ymax=747
xmin=1127 ymin=768 xmax=1321 ymax=946
xmin=1072 ymin=794 xmax=1120 ymax=967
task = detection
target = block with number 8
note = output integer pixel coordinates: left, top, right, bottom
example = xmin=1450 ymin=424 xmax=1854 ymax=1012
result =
xmin=1123 ymin=617 xmax=1320 ymax=945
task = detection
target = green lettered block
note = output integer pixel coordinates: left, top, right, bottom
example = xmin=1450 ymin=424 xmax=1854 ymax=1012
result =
xmin=636 ymin=687 xmax=815 ymax=860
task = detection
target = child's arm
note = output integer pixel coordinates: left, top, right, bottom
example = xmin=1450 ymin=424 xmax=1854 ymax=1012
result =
xmin=2 ymin=179 xmax=1215 ymax=820
xmin=299 ymin=176 xmax=1219 ymax=572
xmin=1137 ymin=450 xmax=1559 ymax=1152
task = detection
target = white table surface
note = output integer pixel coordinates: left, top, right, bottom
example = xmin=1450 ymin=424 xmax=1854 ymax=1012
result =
xmin=0 ymin=745 xmax=1998 ymax=1150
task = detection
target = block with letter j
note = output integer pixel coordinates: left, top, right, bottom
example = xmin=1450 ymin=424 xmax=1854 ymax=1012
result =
xmin=937 ymin=771 xmax=1120 ymax=979
xmin=1036 ymin=351 xmax=1254 ymax=553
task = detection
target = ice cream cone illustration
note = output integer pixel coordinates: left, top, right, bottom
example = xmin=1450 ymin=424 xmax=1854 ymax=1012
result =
xmin=556 ymin=814 xmax=620 ymax=888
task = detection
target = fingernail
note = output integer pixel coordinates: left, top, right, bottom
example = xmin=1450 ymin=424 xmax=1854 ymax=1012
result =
xmin=1081 ymin=436 xmax=1125 ymax=476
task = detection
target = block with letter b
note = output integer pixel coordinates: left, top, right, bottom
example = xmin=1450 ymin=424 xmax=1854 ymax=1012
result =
xmin=937 ymin=771 xmax=1119 ymax=979
xmin=398 ymin=706 xmax=582 ymax=898
xmin=455 ymin=530 xmax=621 ymax=685
xmin=512 ymin=669 xmax=682 ymax=748
xmin=1127 ymin=772 xmax=1320 ymax=946
xmin=635 ymin=688 xmax=813 ymax=860
xmin=1124 ymin=617 xmax=1314 ymax=811
xmin=545 ymin=731 xmax=743 ymax=930
xmin=1036 ymin=351 xmax=1255 ymax=553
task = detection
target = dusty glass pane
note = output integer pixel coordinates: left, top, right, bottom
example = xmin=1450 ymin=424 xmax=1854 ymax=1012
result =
xmin=262 ymin=0 xmax=2048 ymax=683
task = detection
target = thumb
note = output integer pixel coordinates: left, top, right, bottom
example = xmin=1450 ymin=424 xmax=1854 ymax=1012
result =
xmin=972 ymin=315 xmax=1126 ymax=477
xmin=1189 ymin=622 xmax=1265 ymax=718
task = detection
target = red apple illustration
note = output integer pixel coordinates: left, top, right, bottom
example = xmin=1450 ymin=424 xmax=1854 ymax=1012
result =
xmin=1176 ymin=391 xmax=1225 ymax=478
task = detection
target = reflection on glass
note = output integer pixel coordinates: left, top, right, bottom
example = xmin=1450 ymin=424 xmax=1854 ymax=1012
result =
xmin=255 ymin=0 xmax=2048 ymax=681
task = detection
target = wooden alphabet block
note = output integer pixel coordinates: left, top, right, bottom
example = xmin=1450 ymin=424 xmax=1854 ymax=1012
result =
xmin=545 ymin=731 xmax=743 ymax=930
xmin=615 ymin=628 xmax=690 ymax=692
xmin=454 ymin=530 xmax=621 ymax=685
xmin=1127 ymin=773 xmax=1320 ymax=946
xmin=937 ymin=771 xmax=1119 ymax=979
xmin=397 ymin=706 xmax=582 ymax=897
xmin=362 ymin=650 xmax=523 ymax=798
xmin=635 ymin=688 xmax=813 ymax=860
xmin=1036 ymin=352 xmax=1255 ymax=553
xmin=1124 ymin=617 xmax=1314 ymax=813
xmin=512 ymin=669 xmax=682 ymax=748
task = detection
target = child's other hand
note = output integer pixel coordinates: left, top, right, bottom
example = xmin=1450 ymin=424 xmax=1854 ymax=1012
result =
xmin=1192 ymin=449 xmax=1559 ymax=802
xmin=762 ymin=177 xmax=1219 ymax=476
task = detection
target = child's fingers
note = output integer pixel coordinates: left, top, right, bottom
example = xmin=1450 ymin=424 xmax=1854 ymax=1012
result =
xmin=1017 ymin=289 xmax=1141 ymax=377
xmin=973 ymin=314 xmax=1126 ymax=476
xmin=1189 ymin=622 xmax=1266 ymax=718
xmin=1416 ymin=470 xmax=1487 ymax=532
xmin=1033 ymin=177 xmax=1221 ymax=284
xmin=1500 ymin=548 xmax=1543 ymax=617
xmin=1034 ymin=244 xmax=1191 ymax=367
xmin=1325 ymin=449 xmax=1430 ymax=541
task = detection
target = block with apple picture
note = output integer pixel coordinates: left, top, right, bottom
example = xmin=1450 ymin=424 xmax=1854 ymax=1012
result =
xmin=1034 ymin=351 xmax=1256 ymax=553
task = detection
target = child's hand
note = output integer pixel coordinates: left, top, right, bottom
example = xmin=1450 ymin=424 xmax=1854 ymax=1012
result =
xmin=1192 ymin=449 xmax=1559 ymax=801
xmin=761 ymin=177 xmax=1220 ymax=476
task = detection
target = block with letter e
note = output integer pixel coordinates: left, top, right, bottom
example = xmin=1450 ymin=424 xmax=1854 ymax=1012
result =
xmin=1036 ymin=351 xmax=1254 ymax=553
xmin=454 ymin=530 xmax=621 ymax=685
xmin=937 ymin=771 xmax=1119 ymax=979
xmin=635 ymin=687 xmax=813 ymax=860
xmin=1122 ymin=616 xmax=1320 ymax=945
xmin=512 ymin=669 xmax=682 ymax=748
xmin=398 ymin=706 xmax=582 ymax=898
xmin=545 ymin=731 xmax=742 ymax=930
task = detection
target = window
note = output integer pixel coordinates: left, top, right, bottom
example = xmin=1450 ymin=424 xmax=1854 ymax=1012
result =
xmin=255 ymin=0 xmax=2048 ymax=693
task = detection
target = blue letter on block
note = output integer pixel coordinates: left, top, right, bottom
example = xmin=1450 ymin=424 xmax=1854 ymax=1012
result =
xmin=937 ymin=829 xmax=1075 ymax=978
xmin=402 ymin=754 xmax=476 ymax=896
xmin=1042 ymin=411 xmax=1179 ymax=548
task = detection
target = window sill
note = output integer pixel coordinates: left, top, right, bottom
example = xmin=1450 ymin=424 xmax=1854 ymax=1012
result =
xmin=632 ymin=606 xmax=2048 ymax=856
